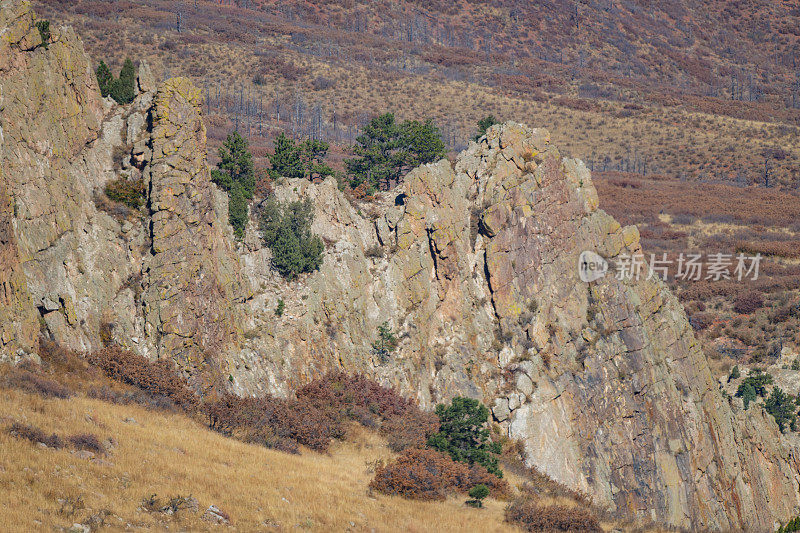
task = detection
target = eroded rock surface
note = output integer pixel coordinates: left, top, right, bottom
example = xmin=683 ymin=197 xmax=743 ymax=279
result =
xmin=1 ymin=3 xmax=799 ymax=530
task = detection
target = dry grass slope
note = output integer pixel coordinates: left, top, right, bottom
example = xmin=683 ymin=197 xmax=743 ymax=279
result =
xmin=1 ymin=385 xmax=521 ymax=531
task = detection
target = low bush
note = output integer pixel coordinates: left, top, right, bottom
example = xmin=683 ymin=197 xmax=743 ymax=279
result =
xmin=8 ymin=422 xmax=64 ymax=449
xmin=505 ymin=495 xmax=603 ymax=532
xmin=105 ymin=178 xmax=145 ymax=209
xmin=87 ymin=385 xmax=177 ymax=411
xmin=202 ymin=392 xmax=331 ymax=452
xmin=88 ymin=347 xmax=198 ymax=412
xmin=734 ymin=291 xmax=764 ymax=314
xmin=2 ymin=368 xmax=73 ymax=399
xmin=296 ymin=372 xmax=437 ymax=445
xmin=369 ymin=447 xmax=508 ymax=501
xmin=67 ymin=433 xmax=105 ymax=454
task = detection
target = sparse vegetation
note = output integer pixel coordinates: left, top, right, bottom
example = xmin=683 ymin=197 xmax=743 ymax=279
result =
xmin=371 ymin=321 xmax=398 ymax=363
xmin=474 ymin=116 xmax=499 ymax=141
xmin=35 ymin=20 xmax=50 ymax=48
xmin=104 ymin=178 xmax=145 ymax=209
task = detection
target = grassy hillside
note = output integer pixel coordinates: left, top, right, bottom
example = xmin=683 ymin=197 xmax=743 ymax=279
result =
xmin=32 ymin=0 xmax=800 ymax=188
xmin=0 ymin=353 xmax=676 ymax=533
xmin=1 ymin=386 xmax=520 ymax=531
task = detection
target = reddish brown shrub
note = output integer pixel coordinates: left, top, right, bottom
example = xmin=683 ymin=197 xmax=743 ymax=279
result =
xmin=370 ymin=447 xmax=470 ymax=500
xmin=296 ymin=372 xmax=438 ymax=448
xmin=383 ymin=409 xmax=440 ymax=452
xmin=8 ymin=422 xmax=64 ymax=449
xmin=203 ymin=392 xmax=335 ymax=452
xmin=370 ymin=447 xmax=507 ymax=501
xmin=88 ymin=347 xmax=198 ymax=412
xmin=3 ymin=369 xmax=72 ymax=399
xmin=67 ymin=433 xmax=104 ymax=454
xmin=87 ymin=385 xmax=178 ymax=411
xmin=505 ymin=496 xmax=602 ymax=532
xmin=734 ymin=291 xmax=764 ymax=314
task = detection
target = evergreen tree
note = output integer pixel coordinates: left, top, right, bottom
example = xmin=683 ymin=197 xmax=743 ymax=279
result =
xmin=228 ymin=182 xmax=249 ymax=240
xmin=474 ymin=115 xmax=500 ymax=141
xmin=399 ymin=119 xmax=447 ymax=170
xmin=345 ymin=113 xmax=447 ymax=191
xmin=738 ymin=382 xmax=757 ymax=410
xmin=736 ymin=368 xmax=773 ymax=398
xmin=95 ymin=61 xmax=114 ymax=98
xmin=765 ymin=387 xmax=797 ymax=433
xmin=110 ymin=58 xmax=136 ymax=104
xmin=259 ymin=198 xmax=323 ymax=279
xmin=300 ymin=138 xmax=334 ymax=180
xmin=213 ymin=131 xmax=255 ymax=197
xmin=346 ymin=113 xmax=404 ymax=191
xmin=212 ymin=132 xmax=256 ymax=239
xmin=268 ymin=133 xmax=305 ymax=179
xmin=427 ymin=397 xmax=502 ymax=477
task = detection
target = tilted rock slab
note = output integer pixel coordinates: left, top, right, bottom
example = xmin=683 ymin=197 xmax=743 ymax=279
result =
xmin=235 ymin=124 xmax=800 ymax=530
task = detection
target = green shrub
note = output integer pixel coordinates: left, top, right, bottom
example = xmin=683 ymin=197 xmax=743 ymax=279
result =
xmin=473 ymin=115 xmax=499 ymax=141
xmin=428 ymin=396 xmax=503 ymax=477
xmin=371 ymin=321 xmax=397 ymax=363
xmin=258 ymin=197 xmax=323 ymax=279
xmin=736 ymin=368 xmax=773 ymax=398
xmin=739 ymin=382 xmax=757 ymax=410
xmin=95 ymin=61 xmax=114 ymax=97
xmin=105 ymin=178 xmax=145 ymax=209
xmin=110 ymin=58 xmax=136 ymax=104
xmin=275 ymin=299 xmax=285 ymax=317
xmin=728 ymin=365 xmax=741 ymax=381
xmin=35 ymin=20 xmax=50 ymax=49
xmin=467 ymin=484 xmax=490 ymax=508
xmin=95 ymin=59 xmax=136 ymax=104
xmin=779 ymin=516 xmax=800 ymax=533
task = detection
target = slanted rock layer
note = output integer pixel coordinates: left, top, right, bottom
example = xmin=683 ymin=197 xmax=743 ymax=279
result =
xmin=1 ymin=3 xmax=799 ymax=530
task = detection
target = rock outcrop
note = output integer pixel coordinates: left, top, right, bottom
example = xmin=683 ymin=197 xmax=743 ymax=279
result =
xmin=142 ymin=77 xmax=246 ymax=370
xmin=1 ymin=3 xmax=799 ymax=530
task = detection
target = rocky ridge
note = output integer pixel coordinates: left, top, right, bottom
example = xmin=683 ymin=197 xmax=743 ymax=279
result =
xmin=1 ymin=2 xmax=799 ymax=530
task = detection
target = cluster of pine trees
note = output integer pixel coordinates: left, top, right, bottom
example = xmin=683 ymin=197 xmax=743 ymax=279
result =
xmin=95 ymin=59 xmax=137 ymax=104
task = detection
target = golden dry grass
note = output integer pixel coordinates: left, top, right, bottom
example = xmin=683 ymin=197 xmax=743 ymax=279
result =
xmin=1 ymin=385 xmax=526 ymax=532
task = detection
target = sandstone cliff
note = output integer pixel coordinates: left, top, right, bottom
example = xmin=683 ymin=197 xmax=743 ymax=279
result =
xmin=1 ymin=2 xmax=799 ymax=530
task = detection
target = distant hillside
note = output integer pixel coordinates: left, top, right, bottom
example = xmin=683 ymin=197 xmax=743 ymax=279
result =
xmin=34 ymin=0 xmax=800 ymax=188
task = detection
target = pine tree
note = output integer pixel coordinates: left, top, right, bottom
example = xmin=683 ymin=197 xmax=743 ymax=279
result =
xmin=212 ymin=132 xmax=256 ymax=239
xmin=427 ymin=397 xmax=503 ymax=477
xmin=268 ymin=133 xmax=304 ymax=179
xmin=346 ymin=113 xmax=403 ymax=191
xmin=399 ymin=119 xmax=447 ymax=170
xmin=214 ymin=131 xmax=255 ymax=197
xmin=110 ymin=58 xmax=136 ymax=104
xmin=258 ymin=198 xmax=323 ymax=279
xmin=765 ymin=387 xmax=797 ymax=433
xmin=345 ymin=113 xmax=446 ymax=191
xmin=95 ymin=61 xmax=114 ymax=98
